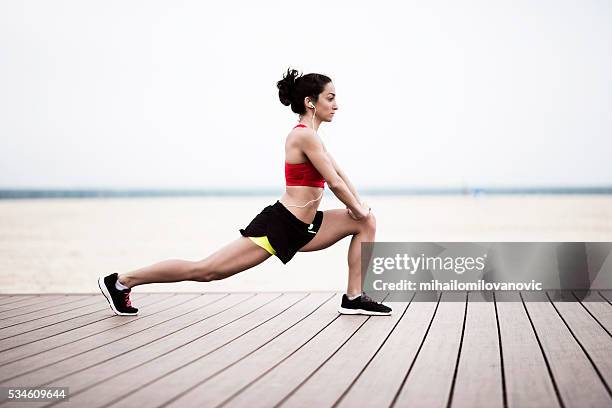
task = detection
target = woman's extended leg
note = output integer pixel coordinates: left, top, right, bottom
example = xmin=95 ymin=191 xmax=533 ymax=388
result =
xmin=299 ymin=209 xmax=376 ymax=296
xmin=117 ymin=237 xmax=273 ymax=288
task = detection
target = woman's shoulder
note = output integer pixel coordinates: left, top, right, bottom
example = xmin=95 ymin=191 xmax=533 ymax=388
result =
xmin=285 ymin=126 xmax=324 ymax=161
xmin=286 ymin=125 xmax=316 ymax=147
xmin=287 ymin=125 xmax=318 ymax=142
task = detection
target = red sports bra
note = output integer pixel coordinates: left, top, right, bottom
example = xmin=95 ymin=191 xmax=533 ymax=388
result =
xmin=285 ymin=124 xmax=326 ymax=188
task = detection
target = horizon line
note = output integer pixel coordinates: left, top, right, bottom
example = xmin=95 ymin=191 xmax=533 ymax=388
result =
xmin=1 ymin=186 xmax=612 ymax=199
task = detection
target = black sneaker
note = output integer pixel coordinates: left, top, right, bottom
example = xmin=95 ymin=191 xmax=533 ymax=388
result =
xmin=97 ymin=272 xmax=138 ymax=316
xmin=338 ymin=293 xmax=392 ymax=316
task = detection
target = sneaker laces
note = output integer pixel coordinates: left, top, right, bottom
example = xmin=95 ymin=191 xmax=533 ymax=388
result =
xmin=360 ymin=292 xmax=380 ymax=304
xmin=123 ymin=290 xmax=132 ymax=307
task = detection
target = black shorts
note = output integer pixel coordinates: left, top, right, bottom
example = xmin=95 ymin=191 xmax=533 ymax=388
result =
xmin=239 ymin=200 xmax=324 ymax=264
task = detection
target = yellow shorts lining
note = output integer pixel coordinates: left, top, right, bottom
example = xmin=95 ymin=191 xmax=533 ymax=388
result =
xmin=248 ymin=235 xmax=276 ymax=255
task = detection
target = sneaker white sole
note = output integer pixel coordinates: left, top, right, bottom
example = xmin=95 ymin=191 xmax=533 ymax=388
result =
xmin=97 ymin=276 xmax=138 ymax=316
xmin=338 ymin=306 xmax=392 ymax=316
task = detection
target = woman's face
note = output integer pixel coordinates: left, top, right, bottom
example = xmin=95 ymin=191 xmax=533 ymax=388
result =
xmin=312 ymin=82 xmax=338 ymax=122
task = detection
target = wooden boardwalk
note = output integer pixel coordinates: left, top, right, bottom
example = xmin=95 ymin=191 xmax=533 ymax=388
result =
xmin=0 ymin=291 xmax=610 ymax=408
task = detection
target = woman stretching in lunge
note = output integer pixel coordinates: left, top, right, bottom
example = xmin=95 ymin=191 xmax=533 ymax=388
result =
xmin=98 ymin=68 xmax=392 ymax=317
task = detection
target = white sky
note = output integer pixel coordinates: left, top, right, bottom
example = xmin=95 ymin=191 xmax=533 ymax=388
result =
xmin=1 ymin=0 xmax=611 ymax=189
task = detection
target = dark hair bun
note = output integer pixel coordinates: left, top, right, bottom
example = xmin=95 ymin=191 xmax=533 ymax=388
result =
xmin=276 ymin=68 xmax=332 ymax=114
xmin=277 ymin=68 xmax=301 ymax=106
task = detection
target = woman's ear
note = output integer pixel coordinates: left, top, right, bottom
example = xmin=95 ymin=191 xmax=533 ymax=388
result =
xmin=304 ymin=97 xmax=315 ymax=109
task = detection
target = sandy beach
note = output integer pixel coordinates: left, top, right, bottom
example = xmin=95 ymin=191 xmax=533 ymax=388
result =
xmin=1 ymin=194 xmax=611 ymax=294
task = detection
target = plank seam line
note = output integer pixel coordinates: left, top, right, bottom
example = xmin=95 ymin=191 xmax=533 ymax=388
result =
xmin=597 ymin=291 xmax=612 ymax=307
xmin=446 ymin=291 xmax=469 ymax=408
xmin=493 ymin=291 xmax=508 ymax=408
xmin=519 ymin=292 xmax=565 ymax=408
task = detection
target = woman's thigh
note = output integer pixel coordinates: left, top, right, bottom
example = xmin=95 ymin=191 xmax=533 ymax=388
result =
xmin=298 ymin=208 xmax=367 ymax=252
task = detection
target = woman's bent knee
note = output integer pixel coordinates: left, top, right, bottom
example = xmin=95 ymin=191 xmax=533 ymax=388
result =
xmin=361 ymin=212 xmax=376 ymax=234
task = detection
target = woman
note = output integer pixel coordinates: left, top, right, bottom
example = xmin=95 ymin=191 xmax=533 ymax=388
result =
xmin=98 ymin=68 xmax=392 ymax=317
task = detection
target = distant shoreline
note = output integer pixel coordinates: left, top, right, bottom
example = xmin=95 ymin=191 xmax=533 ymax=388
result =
xmin=1 ymin=187 xmax=612 ymax=199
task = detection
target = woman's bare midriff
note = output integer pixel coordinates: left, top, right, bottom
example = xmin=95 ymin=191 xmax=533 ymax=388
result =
xmin=279 ymin=186 xmax=323 ymax=224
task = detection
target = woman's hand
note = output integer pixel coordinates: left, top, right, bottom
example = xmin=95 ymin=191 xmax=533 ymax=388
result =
xmin=347 ymin=202 xmax=371 ymax=220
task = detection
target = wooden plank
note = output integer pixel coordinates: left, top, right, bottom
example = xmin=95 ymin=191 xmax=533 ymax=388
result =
xmin=575 ymin=291 xmax=612 ymax=334
xmin=0 ymin=293 xmax=228 ymax=385
xmin=0 ymin=295 xmax=94 ymax=321
xmin=337 ymin=293 xmax=439 ymax=408
xmin=496 ymin=291 xmax=560 ymax=408
xmin=0 ymin=295 xmax=23 ymax=305
xmin=522 ymin=291 xmax=612 ymax=407
xmin=44 ymin=293 xmax=304 ymax=407
xmin=0 ymin=296 xmax=103 ymax=330
xmin=0 ymin=293 xmax=170 ymax=365
xmin=549 ymin=292 xmax=612 ymax=392
xmin=280 ymin=301 xmax=410 ymax=407
xmin=0 ymin=293 xmax=151 ymax=352
xmin=450 ymin=291 xmax=503 ymax=408
xmin=0 ymin=295 xmax=65 ymax=313
xmin=393 ymin=292 xmax=467 ymax=408
xmin=0 ymin=296 xmax=40 ymax=307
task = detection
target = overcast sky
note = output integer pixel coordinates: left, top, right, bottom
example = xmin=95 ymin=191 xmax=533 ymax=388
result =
xmin=1 ymin=0 xmax=610 ymax=189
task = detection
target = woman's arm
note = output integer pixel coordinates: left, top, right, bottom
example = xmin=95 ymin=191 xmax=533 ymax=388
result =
xmin=297 ymin=130 xmax=367 ymax=217
xmin=326 ymin=152 xmax=363 ymax=204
